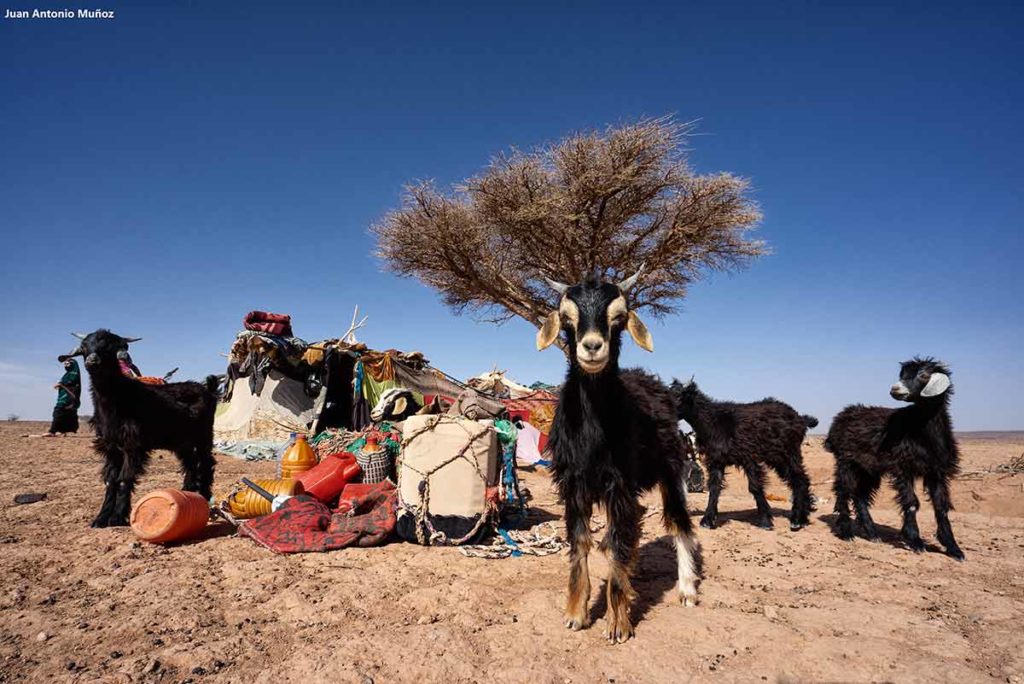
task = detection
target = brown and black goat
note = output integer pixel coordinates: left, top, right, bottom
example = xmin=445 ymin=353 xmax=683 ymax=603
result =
xmin=537 ymin=268 xmax=699 ymax=644
xmin=60 ymin=330 xmax=218 ymax=528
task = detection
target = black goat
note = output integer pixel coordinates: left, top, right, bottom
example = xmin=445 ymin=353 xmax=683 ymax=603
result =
xmin=59 ymin=330 xmax=218 ymax=528
xmin=824 ymin=357 xmax=963 ymax=559
xmin=670 ymin=379 xmax=817 ymax=531
xmin=537 ymin=269 xmax=698 ymax=644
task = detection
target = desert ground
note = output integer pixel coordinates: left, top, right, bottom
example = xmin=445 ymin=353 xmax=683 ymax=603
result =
xmin=1 ymin=422 xmax=1022 ymax=683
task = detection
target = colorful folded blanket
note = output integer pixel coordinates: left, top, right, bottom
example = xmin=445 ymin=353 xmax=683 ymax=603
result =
xmin=238 ymin=481 xmax=397 ymax=554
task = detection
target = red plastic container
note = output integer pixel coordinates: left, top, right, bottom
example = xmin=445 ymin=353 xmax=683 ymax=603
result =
xmin=292 ymin=452 xmax=362 ymax=503
xmin=130 ymin=489 xmax=209 ymax=544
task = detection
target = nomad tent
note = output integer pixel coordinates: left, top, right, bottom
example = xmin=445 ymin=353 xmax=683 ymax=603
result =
xmin=214 ymin=312 xmax=496 ymax=443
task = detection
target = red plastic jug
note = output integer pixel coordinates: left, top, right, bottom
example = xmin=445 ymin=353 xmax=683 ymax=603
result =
xmin=293 ymin=452 xmax=362 ymax=503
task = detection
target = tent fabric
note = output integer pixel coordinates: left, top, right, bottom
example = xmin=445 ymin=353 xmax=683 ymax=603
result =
xmin=216 ymin=318 xmax=507 ymax=440
xmin=214 ymin=369 xmax=319 ymax=441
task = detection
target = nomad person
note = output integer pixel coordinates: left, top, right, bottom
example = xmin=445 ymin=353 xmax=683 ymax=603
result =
xmin=48 ymin=357 xmax=81 ymax=436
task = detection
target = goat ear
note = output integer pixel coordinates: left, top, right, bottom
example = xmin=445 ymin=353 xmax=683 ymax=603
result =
xmin=393 ymin=396 xmax=408 ymax=415
xmin=627 ymin=311 xmax=654 ymax=352
xmin=536 ymin=311 xmax=561 ymax=351
xmin=921 ymin=372 xmax=950 ymax=397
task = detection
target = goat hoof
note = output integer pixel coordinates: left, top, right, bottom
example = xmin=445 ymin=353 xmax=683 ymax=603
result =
xmin=789 ymin=521 xmax=807 ymax=532
xmin=90 ymin=517 xmax=110 ymax=528
xmin=605 ymin=622 xmax=634 ymax=644
xmin=946 ymin=547 xmax=965 ymax=561
xmin=678 ymin=588 xmax=698 ymax=607
xmin=756 ymin=518 xmax=774 ymax=530
xmin=906 ymin=539 xmax=925 ymax=553
xmin=564 ymin=616 xmax=588 ymax=631
xmin=699 ymin=517 xmax=716 ymax=530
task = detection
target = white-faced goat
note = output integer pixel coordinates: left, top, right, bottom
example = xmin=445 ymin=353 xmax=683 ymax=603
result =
xmin=671 ymin=378 xmax=817 ymax=531
xmin=824 ymin=357 xmax=964 ymax=560
xmin=537 ymin=269 xmax=699 ymax=644
xmin=60 ymin=330 xmax=219 ymax=528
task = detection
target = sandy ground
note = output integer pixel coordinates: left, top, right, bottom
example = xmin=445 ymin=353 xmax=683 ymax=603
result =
xmin=1 ymin=422 xmax=1023 ymax=683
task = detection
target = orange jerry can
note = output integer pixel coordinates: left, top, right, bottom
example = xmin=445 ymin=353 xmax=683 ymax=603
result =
xmin=279 ymin=434 xmax=317 ymax=479
xmin=131 ymin=489 xmax=210 ymax=544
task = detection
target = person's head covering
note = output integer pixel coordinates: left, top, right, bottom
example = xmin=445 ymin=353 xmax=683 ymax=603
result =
xmin=60 ymin=358 xmax=80 ymax=386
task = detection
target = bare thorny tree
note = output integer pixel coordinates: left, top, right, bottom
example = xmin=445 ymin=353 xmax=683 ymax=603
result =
xmin=372 ymin=117 xmax=765 ymax=350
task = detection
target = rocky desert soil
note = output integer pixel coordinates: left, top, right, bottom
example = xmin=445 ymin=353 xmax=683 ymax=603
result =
xmin=1 ymin=422 xmax=1022 ymax=683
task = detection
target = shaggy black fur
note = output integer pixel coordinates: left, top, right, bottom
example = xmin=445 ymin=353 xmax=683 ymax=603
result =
xmin=60 ymin=330 xmax=218 ymax=528
xmin=824 ymin=357 xmax=964 ymax=560
xmin=670 ymin=379 xmax=816 ymax=531
xmin=545 ymin=276 xmax=698 ymax=644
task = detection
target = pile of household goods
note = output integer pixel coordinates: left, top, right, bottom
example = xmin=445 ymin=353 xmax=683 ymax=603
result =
xmin=153 ymin=310 xmax=564 ymax=556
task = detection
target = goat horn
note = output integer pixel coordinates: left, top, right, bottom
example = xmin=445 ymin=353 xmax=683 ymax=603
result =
xmin=70 ymin=332 xmax=87 ymax=340
xmin=122 ymin=337 xmax=142 ymax=343
xmin=617 ymin=263 xmax=646 ymax=292
xmin=58 ymin=346 xmax=84 ymax=361
xmin=544 ymin=277 xmax=569 ymax=295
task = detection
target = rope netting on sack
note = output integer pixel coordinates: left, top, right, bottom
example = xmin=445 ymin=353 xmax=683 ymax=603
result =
xmin=398 ymin=418 xmax=498 ymax=546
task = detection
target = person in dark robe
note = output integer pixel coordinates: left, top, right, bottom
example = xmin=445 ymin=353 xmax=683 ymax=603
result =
xmin=48 ymin=357 xmax=81 ymax=435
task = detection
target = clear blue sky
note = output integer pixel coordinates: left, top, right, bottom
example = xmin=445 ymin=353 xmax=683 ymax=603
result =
xmin=1 ymin=1 xmax=1021 ymax=430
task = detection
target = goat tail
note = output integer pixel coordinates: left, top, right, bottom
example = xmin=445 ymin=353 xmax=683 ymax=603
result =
xmin=205 ymin=375 xmax=221 ymax=397
xmin=801 ymin=414 xmax=819 ymax=429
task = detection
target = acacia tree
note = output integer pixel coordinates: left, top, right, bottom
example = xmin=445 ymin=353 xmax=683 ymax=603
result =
xmin=372 ymin=117 xmax=765 ymax=344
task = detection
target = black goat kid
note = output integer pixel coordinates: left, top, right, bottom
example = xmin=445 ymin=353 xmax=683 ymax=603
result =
xmin=60 ymin=330 xmax=218 ymax=528
xmin=537 ymin=269 xmax=699 ymax=644
xmin=671 ymin=379 xmax=817 ymax=531
xmin=824 ymin=357 xmax=964 ymax=560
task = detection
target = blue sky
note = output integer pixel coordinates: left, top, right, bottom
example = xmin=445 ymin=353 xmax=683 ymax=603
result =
xmin=1 ymin=1 xmax=1021 ymax=430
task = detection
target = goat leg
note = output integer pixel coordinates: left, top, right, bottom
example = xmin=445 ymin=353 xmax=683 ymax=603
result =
xmin=108 ymin=480 xmax=134 ymax=527
xmin=563 ymin=498 xmax=593 ymax=631
xmin=776 ymin=459 xmax=812 ymax=531
xmin=925 ymin=474 xmax=964 ymax=561
xmin=700 ymin=465 xmax=725 ymax=529
xmin=894 ymin=474 xmax=924 ymax=552
xmin=853 ymin=472 xmax=881 ymax=541
xmin=91 ymin=479 xmax=119 ymax=528
xmin=743 ymin=463 xmax=774 ymax=529
xmin=659 ymin=481 xmax=699 ymax=606
xmin=603 ymin=489 xmax=640 ymax=644
xmin=831 ymin=461 xmax=858 ymax=540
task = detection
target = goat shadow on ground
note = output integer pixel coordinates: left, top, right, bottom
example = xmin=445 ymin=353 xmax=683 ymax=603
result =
xmin=510 ymin=506 xmax=562 ymax=528
xmin=816 ymin=512 xmax=945 ymax=555
xmin=688 ymin=505 xmax=793 ymax=529
xmin=588 ymin=536 xmax=703 ymax=631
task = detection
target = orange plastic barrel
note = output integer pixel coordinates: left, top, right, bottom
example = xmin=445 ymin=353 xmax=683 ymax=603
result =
xmin=280 ymin=434 xmax=317 ymax=479
xmin=223 ymin=478 xmax=303 ymax=519
xmin=130 ymin=489 xmax=209 ymax=544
